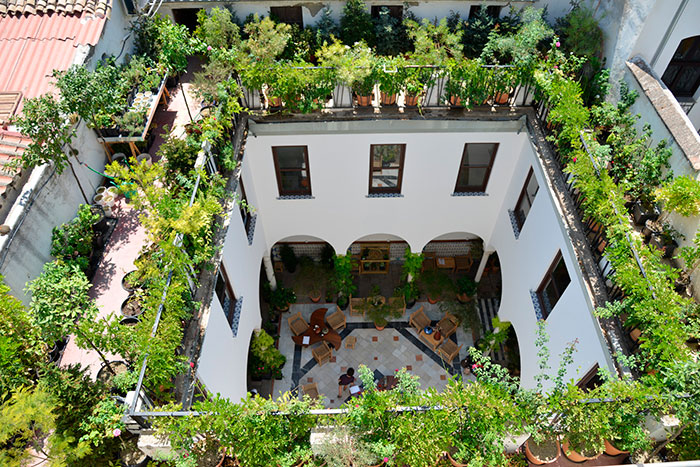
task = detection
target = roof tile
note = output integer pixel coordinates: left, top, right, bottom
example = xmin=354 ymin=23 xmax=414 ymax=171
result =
xmin=0 ymin=0 xmax=110 ymax=17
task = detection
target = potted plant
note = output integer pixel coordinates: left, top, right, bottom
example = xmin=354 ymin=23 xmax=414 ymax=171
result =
xmin=297 ymin=256 xmax=324 ymax=302
xmin=378 ymin=56 xmax=403 ymax=106
xmin=524 ymin=434 xmax=561 ymax=465
xmin=455 ymin=276 xmax=478 ymax=302
xmin=440 ymin=300 xmax=481 ymax=340
xmin=398 ymin=281 xmax=420 ymax=308
xmin=249 ymin=329 xmax=286 ymax=380
xmin=270 ymin=286 xmax=297 ymax=312
xmin=402 ymin=67 xmax=428 ymax=107
xmin=333 ymin=254 xmax=357 ymax=310
xmin=420 ymin=269 xmax=454 ymax=304
xmin=280 ymin=244 xmax=298 ymax=273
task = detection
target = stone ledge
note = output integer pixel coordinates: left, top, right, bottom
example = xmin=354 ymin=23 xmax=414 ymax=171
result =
xmin=626 ymin=56 xmax=700 ymax=171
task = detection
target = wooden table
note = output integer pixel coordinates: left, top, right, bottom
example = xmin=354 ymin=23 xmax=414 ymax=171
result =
xmin=292 ymin=307 xmax=342 ymax=350
xmin=419 ymin=328 xmax=445 ymax=351
xmin=436 ymin=256 xmax=455 ymax=272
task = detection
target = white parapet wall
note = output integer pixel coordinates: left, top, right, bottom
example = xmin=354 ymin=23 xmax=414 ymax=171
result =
xmin=196 ymin=116 xmax=615 ymax=400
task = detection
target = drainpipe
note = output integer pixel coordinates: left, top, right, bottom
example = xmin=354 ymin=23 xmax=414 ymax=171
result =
xmin=650 ymin=0 xmax=689 ymax=69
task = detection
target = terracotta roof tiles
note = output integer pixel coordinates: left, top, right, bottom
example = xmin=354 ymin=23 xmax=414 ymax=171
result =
xmin=0 ymin=0 xmax=110 ymax=17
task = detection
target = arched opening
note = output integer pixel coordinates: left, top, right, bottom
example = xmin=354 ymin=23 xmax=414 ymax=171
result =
xmin=661 ymin=35 xmax=700 ymax=100
xmin=268 ymin=235 xmax=337 ymax=304
xmin=347 ymin=233 xmax=409 ymax=298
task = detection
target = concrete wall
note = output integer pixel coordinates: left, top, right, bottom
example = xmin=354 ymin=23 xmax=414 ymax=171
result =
xmin=196 ymin=118 xmax=614 ymax=399
xmin=0 ymin=122 xmax=108 ymax=304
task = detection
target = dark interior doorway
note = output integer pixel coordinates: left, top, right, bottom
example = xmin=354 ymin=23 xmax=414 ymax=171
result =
xmin=172 ymin=8 xmax=201 ymax=33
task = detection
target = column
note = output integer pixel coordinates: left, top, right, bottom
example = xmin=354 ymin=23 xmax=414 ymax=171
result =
xmin=475 ymin=247 xmax=495 ymax=283
xmin=262 ymin=254 xmax=277 ymax=290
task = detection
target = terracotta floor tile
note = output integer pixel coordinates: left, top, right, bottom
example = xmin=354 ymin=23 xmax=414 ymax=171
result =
xmin=416 ymin=354 xmax=423 ymax=361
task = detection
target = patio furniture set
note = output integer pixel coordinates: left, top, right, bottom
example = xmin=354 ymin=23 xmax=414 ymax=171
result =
xmin=409 ymin=307 xmax=462 ymax=364
xmin=421 ymin=252 xmax=473 ymax=273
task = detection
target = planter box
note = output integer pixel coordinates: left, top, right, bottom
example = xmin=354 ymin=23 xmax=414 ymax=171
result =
xmin=632 ymin=201 xmax=660 ymax=225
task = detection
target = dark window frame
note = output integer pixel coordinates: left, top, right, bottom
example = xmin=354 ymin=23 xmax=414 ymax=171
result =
xmin=369 ymin=144 xmax=406 ymax=194
xmin=238 ymin=178 xmax=253 ymax=236
xmin=536 ymin=251 xmax=571 ymax=319
xmin=215 ymin=264 xmax=237 ymax=328
xmin=371 ymin=5 xmax=403 ymax=19
xmin=661 ymin=35 xmax=700 ymax=98
xmin=469 ymin=5 xmax=501 ymax=19
xmin=272 ymin=146 xmax=312 ymax=196
xmin=454 ymin=143 xmax=498 ymax=193
xmin=514 ymin=168 xmax=539 ymax=230
xmin=269 ymin=6 xmax=304 ymax=27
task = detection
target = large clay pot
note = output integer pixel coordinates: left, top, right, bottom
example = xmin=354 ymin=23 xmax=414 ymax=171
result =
xmin=494 ymin=90 xmax=511 ymax=105
xmin=525 ymin=436 xmax=561 ymax=465
xmin=404 ymin=93 xmax=420 ymax=107
xmin=356 ymin=94 xmax=374 ymax=106
xmin=449 ymin=95 xmax=462 ymax=107
xmin=561 ymin=439 xmax=602 ymax=462
xmin=380 ymin=92 xmax=397 ymax=105
xmin=604 ymin=439 xmax=629 ymax=456
xmin=447 ymin=452 xmax=468 ymax=466
xmin=268 ymin=96 xmax=282 ymax=108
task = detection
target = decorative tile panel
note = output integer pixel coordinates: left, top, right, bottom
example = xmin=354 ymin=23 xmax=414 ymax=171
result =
xmin=530 ymin=290 xmax=544 ymax=321
xmin=366 ymin=193 xmax=404 ymax=198
xmin=508 ymin=209 xmax=521 ymax=239
xmin=231 ymin=297 xmax=243 ymax=337
xmin=451 ymin=191 xmax=488 ymax=197
xmin=277 ymin=195 xmax=314 ymax=200
xmin=247 ymin=214 xmax=257 ymax=245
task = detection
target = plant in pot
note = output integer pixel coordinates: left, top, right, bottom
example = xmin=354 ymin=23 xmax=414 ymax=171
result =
xmin=333 ymin=254 xmax=357 ymax=310
xmin=249 ymin=329 xmax=286 ymax=380
xmin=648 ymin=222 xmax=682 ymax=259
xmin=270 ymin=286 xmax=297 ymax=312
xmin=313 ymin=426 xmax=386 ymax=467
xmin=440 ymin=300 xmax=480 ymax=340
xmin=279 ymin=244 xmax=298 ymax=273
xmin=377 ymin=56 xmax=404 ymax=106
xmin=401 ymin=67 xmax=429 ymax=107
xmin=557 ymin=383 xmax=612 ymax=462
xmin=298 ymin=256 xmax=323 ymax=302
xmin=455 ymin=276 xmax=478 ymax=302
xmin=420 ymin=269 xmax=454 ymax=304
xmin=50 ymin=204 xmax=100 ymax=274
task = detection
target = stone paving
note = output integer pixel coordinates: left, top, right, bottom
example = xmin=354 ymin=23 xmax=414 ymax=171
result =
xmin=275 ymin=301 xmax=477 ymax=408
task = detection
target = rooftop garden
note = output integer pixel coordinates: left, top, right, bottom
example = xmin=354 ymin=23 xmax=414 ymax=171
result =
xmin=1 ymin=2 xmax=700 ymax=465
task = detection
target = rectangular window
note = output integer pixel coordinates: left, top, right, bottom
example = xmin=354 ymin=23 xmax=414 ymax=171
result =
xmin=454 ymin=143 xmax=498 ymax=193
xmin=215 ymin=265 xmax=237 ymax=329
xmin=238 ymin=178 xmax=253 ymax=236
xmin=270 ymin=6 xmax=303 ymax=27
xmin=537 ymin=252 xmax=571 ymax=319
xmin=369 ymin=144 xmax=405 ymax=194
xmin=371 ymin=5 xmax=403 ymax=19
xmin=272 ymin=146 xmax=311 ymax=196
xmin=469 ymin=5 xmax=501 ymax=19
xmin=514 ymin=168 xmax=539 ymax=230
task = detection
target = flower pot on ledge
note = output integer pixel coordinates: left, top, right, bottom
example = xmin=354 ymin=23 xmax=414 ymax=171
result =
xmin=525 ymin=436 xmax=561 ymax=465
xmin=355 ymin=93 xmax=374 ymax=107
xmin=380 ymin=92 xmax=397 ymax=105
xmin=404 ymin=93 xmax=420 ymax=107
xmin=604 ymin=440 xmax=629 ymax=456
xmin=561 ymin=439 xmax=602 ymax=462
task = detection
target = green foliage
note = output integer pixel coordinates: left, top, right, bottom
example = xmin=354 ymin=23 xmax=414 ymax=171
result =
xmin=419 ymin=269 xmax=455 ymax=299
xmin=249 ymin=329 xmax=286 ymax=376
xmin=243 ymin=15 xmax=291 ymax=64
xmin=400 ymin=247 xmax=423 ymax=282
xmin=339 ymin=0 xmax=375 ymax=46
xmin=157 ymin=129 xmax=200 ymax=179
xmin=270 ymin=286 xmax=297 ymax=310
xmin=318 ymin=40 xmax=377 ymax=94
xmin=0 ymin=277 xmax=44 ymax=400
xmin=196 ymin=7 xmax=241 ymax=50
xmin=279 ymin=244 xmax=298 ymax=272
xmin=373 ymin=7 xmax=409 ymax=56
xmin=655 ymin=175 xmax=700 ymax=217
xmin=332 ymin=254 xmax=357 ymax=299
xmin=154 ymin=16 xmax=193 ymax=74
xmin=51 ymin=204 xmax=99 ymax=272
xmin=555 ymin=5 xmax=603 ymax=60
xmin=78 ymin=397 xmax=126 ymax=447
xmin=13 ymin=94 xmax=76 ymax=174
xmin=439 ymin=299 xmax=480 ymax=334
xmin=455 ymin=276 xmax=477 ymax=296
xmin=482 ymin=6 xmax=553 ymax=68
xmin=406 ymin=17 xmax=463 ymax=65
xmin=27 ymin=260 xmax=97 ymax=344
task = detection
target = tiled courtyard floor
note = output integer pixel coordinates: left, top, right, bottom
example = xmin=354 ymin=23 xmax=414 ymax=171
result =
xmin=275 ymin=301 xmax=478 ymax=408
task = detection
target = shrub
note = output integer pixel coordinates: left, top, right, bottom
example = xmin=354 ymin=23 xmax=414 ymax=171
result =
xmin=339 ymin=0 xmax=375 ymax=46
xmin=51 ymin=204 xmax=99 ymax=272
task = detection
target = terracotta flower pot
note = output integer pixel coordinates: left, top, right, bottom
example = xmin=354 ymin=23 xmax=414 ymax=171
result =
xmin=309 ymin=291 xmax=321 ymax=303
xmin=494 ymin=90 xmax=511 ymax=105
xmin=447 ymin=451 xmax=469 ymax=466
xmin=356 ymin=94 xmax=373 ymax=106
xmin=525 ymin=436 xmax=561 ymax=465
xmin=561 ymin=439 xmax=602 ymax=462
xmin=449 ymin=95 xmax=462 ymax=107
xmin=427 ymin=295 xmax=438 ymax=304
xmin=380 ymin=92 xmax=397 ymax=105
xmin=604 ymin=440 xmax=629 ymax=456
xmin=404 ymin=93 xmax=420 ymax=106
xmin=268 ymin=96 xmax=282 ymax=107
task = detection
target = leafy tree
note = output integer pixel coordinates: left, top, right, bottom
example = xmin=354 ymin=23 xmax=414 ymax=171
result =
xmin=406 ymin=18 xmax=463 ymax=65
xmin=195 ymin=7 xmax=241 ymax=50
xmin=339 ymin=0 xmax=375 ymax=46
xmin=482 ymin=6 xmax=553 ymax=67
xmin=0 ymin=276 xmax=44 ymax=400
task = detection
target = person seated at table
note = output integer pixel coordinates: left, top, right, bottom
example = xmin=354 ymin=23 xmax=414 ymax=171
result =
xmin=338 ymin=367 xmax=355 ymax=398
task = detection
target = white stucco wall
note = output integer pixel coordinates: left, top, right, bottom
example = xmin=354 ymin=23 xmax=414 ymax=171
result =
xmin=197 ymin=169 xmax=268 ymax=403
xmin=160 ymin=0 xmax=572 ymax=29
xmin=197 ymin=117 xmax=614 ymax=399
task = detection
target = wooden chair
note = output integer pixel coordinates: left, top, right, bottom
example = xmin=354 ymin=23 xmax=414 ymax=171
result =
xmin=421 ymin=252 xmax=436 ymax=272
xmin=288 ymin=311 xmax=309 ymax=336
xmin=312 ymin=341 xmax=332 ymax=366
xmin=349 ymin=296 xmax=365 ymax=317
xmin=302 ymin=382 xmax=319 ymax=400
xmin=409 ymin=306 xmax=430 ymax=332
xmin=437 ymin=313 xmax=459 ymax=339
xmin=345 ymin=335 xmax=357 ymax=349
xmin=438 ymin=339 xmax=462 ymax=364
xmin=327 ymin=307 xmax=346 ymax=331
xmin=454 ymin=255 xmax=473 ymax=273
